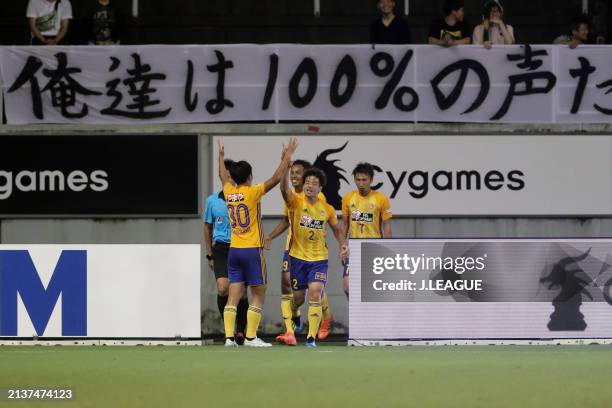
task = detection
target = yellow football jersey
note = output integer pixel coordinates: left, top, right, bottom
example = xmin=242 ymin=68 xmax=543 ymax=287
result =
xmin=284 ymin=190 xmax=326 ymax=251
xmin=223 ymin=182 xmax=265 ymax=248
xmin=341 ymin=190 xmax=392 ymax=238
xmin=287 ymin=191 xmax=337 ymax=261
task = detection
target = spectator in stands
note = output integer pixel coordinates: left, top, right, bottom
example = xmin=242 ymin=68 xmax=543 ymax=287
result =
xmin=90 ymin=0 xmax=119 ymax=45
xmin=472 ymin=1 xmax=514 ymax=48
xmin=429 ymin=0 xmax=471 ymax=46
xmin=370 ymin=0 xmax=411 ymax=44
xmin=27 ymin=0 xmax=72 ymax=45
xmin=553 ymin=15 xmax=590 ymax=48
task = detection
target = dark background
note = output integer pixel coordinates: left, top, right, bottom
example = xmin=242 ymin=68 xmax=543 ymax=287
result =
xmin=0 ymin=0 xmax=604 ymax=45
xmin=0 ymin=135 xmax=199 ymax=216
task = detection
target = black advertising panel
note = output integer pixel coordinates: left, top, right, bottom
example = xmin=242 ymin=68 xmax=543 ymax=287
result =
xmin=0 ymin=136 xmax=199 ymax=217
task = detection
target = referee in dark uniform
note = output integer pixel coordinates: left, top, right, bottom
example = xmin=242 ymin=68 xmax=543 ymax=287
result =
xmin=204 ymin=160 xmax=249 ymax=344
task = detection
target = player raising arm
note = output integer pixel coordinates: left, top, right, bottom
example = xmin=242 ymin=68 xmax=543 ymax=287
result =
xmin=218 ymin=137 xmax=298 ymax=347
xmin=265 ymin=160 xmax=336 ymax=344
xmin=280 ymin=163 xmax=346 ymax=347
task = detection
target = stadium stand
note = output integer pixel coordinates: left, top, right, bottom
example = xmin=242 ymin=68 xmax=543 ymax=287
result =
xmin=0 ymin=0 xmax=603 ymax=45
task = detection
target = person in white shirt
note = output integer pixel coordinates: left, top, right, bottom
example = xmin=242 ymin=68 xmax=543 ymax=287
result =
xmin=26 ymin=0 xmax=73 ymax=45
xmin=472 ymin=0 xmax=515 ymax=49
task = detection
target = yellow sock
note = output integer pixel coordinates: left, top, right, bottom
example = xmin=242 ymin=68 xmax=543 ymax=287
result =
xmin=321 ymin=292 xmax=333 ymax=320
xmin=280 ymin=295 xmax=294 ymax=334
xmin=307 ymin=301 xmax=322 ymax=339
xmin=246 ymin=305 xmax=263 ymax=339
xmin=223 ymin=306 xmax=237 ymax=339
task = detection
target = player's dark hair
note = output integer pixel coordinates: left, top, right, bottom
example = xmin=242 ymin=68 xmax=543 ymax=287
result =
xmin=292 ymin=159 xmax=312 ymax=170
xmin=352 ymin=162 xmax=375 ymax=179
xmin=302 ymin=167 xmax=327 ymax=188
xmin=444 ymin=0 xmax=464 ymax=16
xmin=223 ymin=159 xmax=234 ymax=171
xmin=570 ymin=15 xmax=590 ymax=34
xmin=230 ymin=160 xmax=252 ymax=185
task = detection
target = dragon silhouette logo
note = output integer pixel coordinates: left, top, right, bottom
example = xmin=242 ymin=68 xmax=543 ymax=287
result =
xmin=540 ymin=249 xmax=594 ymax=331
xmin=312 ymin=142 xmax=349 ymax=210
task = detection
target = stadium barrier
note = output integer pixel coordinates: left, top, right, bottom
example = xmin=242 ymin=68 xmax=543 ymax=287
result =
xmin=0 ymin=245 xmax=201 ymax=345
xmin=215 ymin=134 xmax=612 ymax=216
xmin=2 ymin=121 xmax=612 ymax=339
xmin=348 ymin=238 xmax=612 ymax=345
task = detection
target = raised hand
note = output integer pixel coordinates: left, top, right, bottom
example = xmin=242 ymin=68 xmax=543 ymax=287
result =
xmin=285 ymin=137 xmax=299 ymax=157
xmin=281 ymin=143 xmax=288 ymax=160
xmin=218 ymin=140 xmax=225 ymax=158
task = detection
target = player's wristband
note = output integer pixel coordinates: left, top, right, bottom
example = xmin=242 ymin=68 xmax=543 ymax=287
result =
xmin=206 ymin=254 xmax=213 ymax=260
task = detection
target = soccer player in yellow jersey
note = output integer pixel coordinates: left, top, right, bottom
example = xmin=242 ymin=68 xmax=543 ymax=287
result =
xmin=280 ymin=165 xmax=346 ymax=347
xmin=341 ymin=162 xmax=392 ymax=298
xmin=265 ymin=160 xmax=335 ymax=345
xmin=219 ymin=138 xmax=298 ymax=348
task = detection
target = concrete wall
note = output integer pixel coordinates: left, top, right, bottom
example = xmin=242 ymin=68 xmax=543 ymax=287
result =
xmin=2 ymin=123 xmax=612 ymax=336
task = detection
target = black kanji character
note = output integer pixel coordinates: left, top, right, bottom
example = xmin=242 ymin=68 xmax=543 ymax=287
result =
xmin=491 ymin=45 xmax=556 ymax=120
xmin=8 ymin=53 xmax=101 ymax=119
xmin=101 ymin=53 xmax=171 ymax=119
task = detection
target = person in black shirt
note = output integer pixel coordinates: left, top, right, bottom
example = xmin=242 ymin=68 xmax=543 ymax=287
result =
xmin=90 ymin=0 xmax=119 ymax=45
xmin=428 ymin=0 xmax=471 ymax=46
xmin=370 ymin=0 xmax=411 ymax=44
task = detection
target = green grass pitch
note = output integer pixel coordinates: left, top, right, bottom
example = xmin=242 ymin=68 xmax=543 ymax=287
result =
xmin=1 ymin=344 xmax=612 ymax=407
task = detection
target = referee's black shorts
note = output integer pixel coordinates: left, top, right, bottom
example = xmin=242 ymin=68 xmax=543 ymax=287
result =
xmin=212 ymin=242 xmax=230 ymax=280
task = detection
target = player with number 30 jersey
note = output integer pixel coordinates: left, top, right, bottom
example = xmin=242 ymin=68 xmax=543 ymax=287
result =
xmin=218 ymin=138 xmax=298 ymax=348
xmin=223 ymin=182 xmax=267 ymax=284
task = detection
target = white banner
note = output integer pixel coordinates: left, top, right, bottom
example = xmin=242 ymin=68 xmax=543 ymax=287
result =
xmin=0 ymin=245 xmax=200 ymax=338
xmin=2 ymin=45 xmax=612 ymax=124
xmin=213 ymin=135 xmax=612 ymax=216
